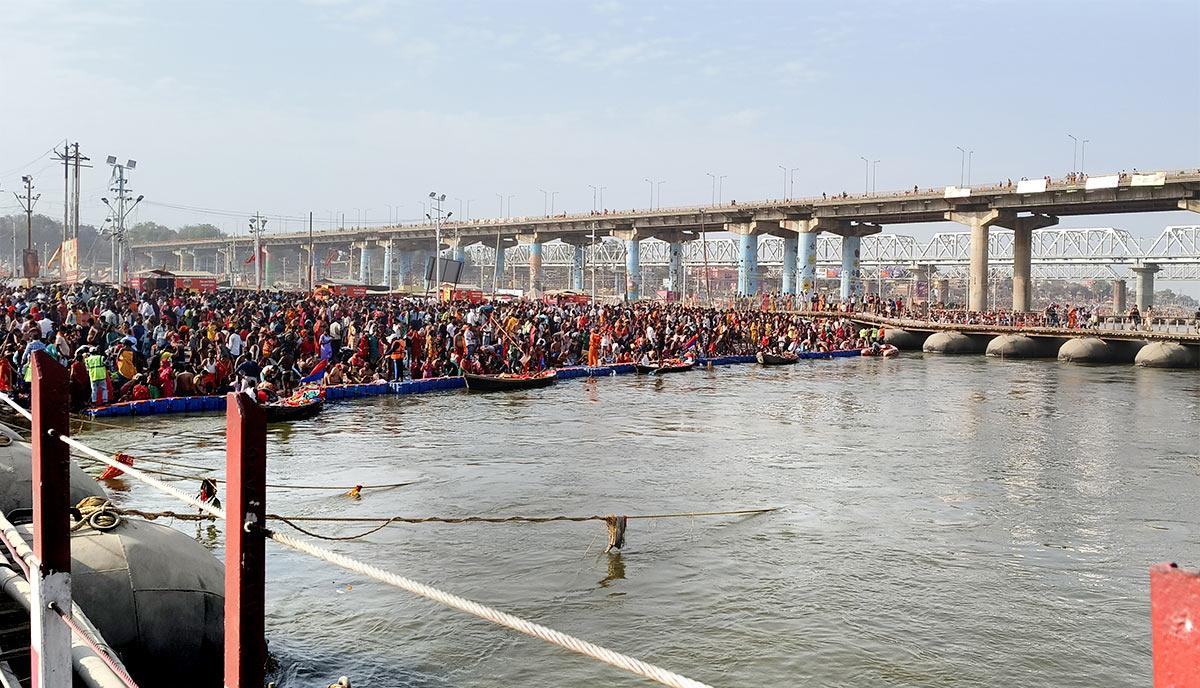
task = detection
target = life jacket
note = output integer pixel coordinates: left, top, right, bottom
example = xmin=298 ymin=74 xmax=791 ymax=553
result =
xmin=85 ymin=354 xmax=107 ymax=383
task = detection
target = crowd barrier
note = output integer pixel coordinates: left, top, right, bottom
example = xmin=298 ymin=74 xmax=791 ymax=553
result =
xmin=85 ymin=355 xmax=763 ymax=418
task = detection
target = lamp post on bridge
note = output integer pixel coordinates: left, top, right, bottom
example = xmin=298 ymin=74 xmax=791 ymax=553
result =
xmin=789 ymin=167 xmax=800 ymax=199
xmin=860 ymin=156 xmax=870 ymax=195
xmin=872 ymin=160 xmax=880 ymax=194
xmin=955 ymin=146 xmax=966 ymax=186
xmin=778 ymin=164 xmax=787 ymax=199
xmin=1068 ymin=134 xmax=1079 ymax=175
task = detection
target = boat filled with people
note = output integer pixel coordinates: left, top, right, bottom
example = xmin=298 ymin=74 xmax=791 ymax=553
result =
xmin=463 ymin=369 xmax=558 ymax=392
xmin=756 ymin=351 xmax=799 ymax=366
xmin=262 ymin=385 xmax=326 ymax=422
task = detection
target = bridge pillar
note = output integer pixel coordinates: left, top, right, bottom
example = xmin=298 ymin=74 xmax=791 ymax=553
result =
xmin=517 ymin=234 xmax=545 ymax=297
xmin=382 ymin=241 xmax=393 ymax=290
xmin=996 ymin=213 xmax=1057 ymax=312
xmin=936 ymin=278 xmax=951 ymax=304
xmin=494 ymin=244 xmax=507 ymax=290
xmin=725 ymin=222 xmax=763 ymax=295
xmin=780 ymin=233 xmax=798 ymax=294
xmin=357 ymin=243 xmax=375 ymax=284
xmin=840 ymin=236 xmax=861 ymax=301
xmin=1112 ymin=279 xmax=1127 ymax=313
xmin=557 ymin=236 xmax=590 ymax=292
xmin=611 ymin=228 xmax=643 ymax=301
xmin=262 ymin=248 xmax=273 ymax=289
xmin=1133 ymin=264 xmax=1160 ymax=311
xmin=946 ymin=210 xmax=1004 ymax=312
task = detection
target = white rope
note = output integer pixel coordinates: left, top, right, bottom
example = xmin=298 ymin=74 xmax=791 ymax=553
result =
xmin=0 ymin=392 xmax=716 ymax=688
xmin=0 ymin=394 xmax=225 ymax=521
xmin=267 ymin=529 xmax=714 ymax=688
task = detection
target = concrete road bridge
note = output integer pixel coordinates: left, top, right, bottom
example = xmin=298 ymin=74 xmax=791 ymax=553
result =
xmin=129 ymin=169 xmax=1200 ymax=308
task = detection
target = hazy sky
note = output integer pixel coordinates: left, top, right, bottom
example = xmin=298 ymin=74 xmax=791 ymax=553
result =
xmin=1 ymin=1 xmax=1197 ymax=253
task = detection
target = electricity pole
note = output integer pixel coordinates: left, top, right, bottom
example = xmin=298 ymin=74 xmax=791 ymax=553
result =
xmin=53 ymin=141 xmax=91 ymax=243
xmin=101 ymin=156 xmax=142 ymax=287
xmin=13 ymin=176 xmax=39 ymax=278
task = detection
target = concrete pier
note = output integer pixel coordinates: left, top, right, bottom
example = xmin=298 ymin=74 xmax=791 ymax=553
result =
xmin=798 ymin=230 xmax=818 ymax=296
xmin=1112 ymin=279 xmax=1127 ymax=314
xmin=1133 ymin=264 xmax=1159 ymax=310
xmin=840 ymin=236 xmax=861 ymax=301
xmin=667 ymin=240 xmax=682 ymax=293
xmin=529 ymin=240 xmax=544 ymax=297
xmin=737 ymin=232 xmax=758 ymax=294
xmin=494 ymin=245 xmax=507 ymax=289
xmin=946 ymin=210 xmax=1002 ymax=312
xmin=781 ymin=233 xmax=798 ymax=295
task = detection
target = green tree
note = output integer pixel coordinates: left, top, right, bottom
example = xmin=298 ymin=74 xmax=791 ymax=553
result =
xmin=125 ymin=221 xmax=176 ymax=243
xmin=177 ymin=223 xmax=225 ymax=240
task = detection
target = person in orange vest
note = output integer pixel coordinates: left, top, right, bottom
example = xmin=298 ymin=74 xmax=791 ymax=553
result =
xmin=587 ymin=330 xmax=601 ymax=367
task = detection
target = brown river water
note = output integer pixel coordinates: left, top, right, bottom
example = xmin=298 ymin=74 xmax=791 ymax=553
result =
xmin=79 ymin=355 xmax=1199 ymax=687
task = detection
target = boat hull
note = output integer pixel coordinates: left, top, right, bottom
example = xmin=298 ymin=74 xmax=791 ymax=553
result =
xmin=757 ymin=352 xmax=798 ymax=366
xmin=463 ymin=371 xmax=558 ymax=392
xmin=263 ymin=398 xmax=324 ymax=422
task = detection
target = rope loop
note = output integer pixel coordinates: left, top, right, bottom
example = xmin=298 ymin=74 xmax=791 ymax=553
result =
xmin=72 ymin=496 xmax=123 ymax=532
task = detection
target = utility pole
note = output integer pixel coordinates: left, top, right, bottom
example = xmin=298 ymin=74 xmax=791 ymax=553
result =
xmin=248 ymin=212 xmax=267 ymax=290
xmin=73 ymin=143 xmax=88 ymax=239
xmin=101 ymin=156 xmax=142 ymax=287
xmin=13 ymin=176 xmax=39 ymax=278
xmin=308 ymin=211 xmax=315 ymax=290
xmin=53 ymin=142 xmax=91 ymax=242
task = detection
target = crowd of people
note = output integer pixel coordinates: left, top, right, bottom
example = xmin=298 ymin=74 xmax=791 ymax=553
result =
xmin=0 ymin=283 xmax=880 ymax=410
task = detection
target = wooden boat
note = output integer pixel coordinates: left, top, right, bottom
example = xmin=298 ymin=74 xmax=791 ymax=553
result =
xmin=635 ymin=360 xmax=696 ymax=375
xmin=263 ymin=396 xmax=324 ymax=422
xmin=861 ymin=345 xmax=900 ymax=358
xmin=463 ymin=369 xmax=558 ymax=392
xmin=756 ymin=351 xmax=799 ymax=366
xmin=796 ymin=349 xmax=862 ymax=360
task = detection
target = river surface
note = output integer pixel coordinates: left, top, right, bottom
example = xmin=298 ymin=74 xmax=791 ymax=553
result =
xmin=80 ymin=356 xmax=1199 ymax=687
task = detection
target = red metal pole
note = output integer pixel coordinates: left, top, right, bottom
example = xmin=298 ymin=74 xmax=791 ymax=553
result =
xmin=1151 ymin=562 xmax=1200 ymax=687
xmin=30 ymin=351 xmax=72 ymax=688
xmin=224 ymin=391 xmax=267 ymax=688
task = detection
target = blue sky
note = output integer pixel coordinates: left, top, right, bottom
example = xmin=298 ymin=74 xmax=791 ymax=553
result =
xmin=1 ymin=1 xmax=1197 ymax=246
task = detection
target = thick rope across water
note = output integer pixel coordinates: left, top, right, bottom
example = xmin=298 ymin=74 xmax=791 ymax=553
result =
xmin=266 ymin=528 xmax=714 ymax=688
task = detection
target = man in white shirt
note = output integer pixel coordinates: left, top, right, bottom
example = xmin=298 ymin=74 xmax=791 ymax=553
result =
xmin=227 ymin=330 xmax=243 ymax=357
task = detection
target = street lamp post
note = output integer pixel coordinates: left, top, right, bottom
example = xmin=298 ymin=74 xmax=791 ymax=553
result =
xmin=718 ymin=175 xmax=727 ymax=205
xmin=955 ymin=146 xmax=966 ymax=186
xmin=706 ymin=172 xmax=717 ymax=207
xmin=1081 ymin=139 xmax=1089 ymax=175
xmin=427 ymin=192 xmax=452 ymax=297
xmin=248 ymin=212 xmax=267 ymax=291
xmin=1068 ymin=134 xmax=1078 ymax=175
xmin=789 ymin=167 xmax=800 ymax=199
xmin=860 ymin=156 xmax=870 ymax=195
xmin=643 ymin=178 xmax=653 ymax=209
xmin=778 ymin=164 xmax=787 ymax=199
xmin=654 ymin=180 xmax=665 ymax=209
xmin=871 ymin=160 xmax=880 ymax=194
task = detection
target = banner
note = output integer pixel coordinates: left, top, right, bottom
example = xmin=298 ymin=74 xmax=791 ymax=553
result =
xmin=60 ymin=238 xmax=79 ymax=283
xmin=944 ymin=186 xmax=971 ymax=198
xmin=1016 ymin=179 xmax=1047 ymax=194
xmin=1085 ymin=175 xmax=1119 ymax=190
xmin=1131 ymin=172 xmax=1166 ymax=187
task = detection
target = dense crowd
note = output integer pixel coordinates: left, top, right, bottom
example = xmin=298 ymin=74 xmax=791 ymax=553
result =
xmin=0 ymin=284 xmax=877 ymax=410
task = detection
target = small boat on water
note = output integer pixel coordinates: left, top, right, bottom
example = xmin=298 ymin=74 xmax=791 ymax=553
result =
xmin=757 ymin=351 xmax=799 ymax=366
xmin=795 ymin=349 xmax=862 ymax=360
xmin=263 ymin=386 xmax=325 ymax=423
xmin=635 ymin=359 xmax=696 ymax=375
xmin=463 ymin=369 xmax=558 ymax=392
xmin=861 ymin=345 xmax=900 ymax=358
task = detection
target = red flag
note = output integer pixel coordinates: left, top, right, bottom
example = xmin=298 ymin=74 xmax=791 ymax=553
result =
xmin=98 ymin=453 xmax=135 ymax=480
